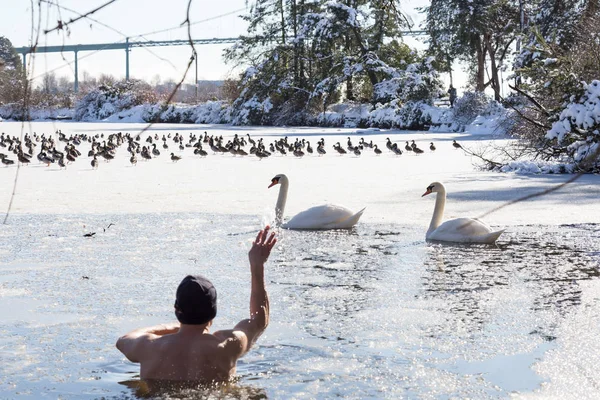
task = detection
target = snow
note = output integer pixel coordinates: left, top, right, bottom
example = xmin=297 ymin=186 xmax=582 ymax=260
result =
xmin=500 ymin=160 xmax=574 ymax=174
xmin=464 ymin=114 xmax=506 ymax=135
xmin=1 ymin=122 xmax=598 ymax=228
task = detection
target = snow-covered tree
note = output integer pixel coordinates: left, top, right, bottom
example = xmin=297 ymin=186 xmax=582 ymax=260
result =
xmin=225 ymin=0 xmax=441 ymax=125
xmin=0 ymin=36 xmax=26 ymax=105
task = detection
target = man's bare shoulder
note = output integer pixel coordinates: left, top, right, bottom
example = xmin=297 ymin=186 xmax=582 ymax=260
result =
xmin=212 ymin=329 xmax=247 ymax=355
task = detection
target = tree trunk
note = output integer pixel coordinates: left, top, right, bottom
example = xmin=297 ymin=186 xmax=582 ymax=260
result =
xmin=280 ymin=0 xmax=286 ymax=45
xmin=346 ymin=76 xmax=355 ymax=101
xmin=299 ymin=0 xmax=305 ymax=89
xmin=484 ymin=33 xmax=501 ymax=101
xmin=292 ymin=0 xmax=298 ymax=86
xmin=345 ymin=34 xmax=355 ymax=101
xmin=475 ymin=38 xmax=486 ymax=92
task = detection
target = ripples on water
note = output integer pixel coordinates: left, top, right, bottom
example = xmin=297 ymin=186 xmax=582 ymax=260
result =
xmin=0 ymin=214 xmax=598 ymax=399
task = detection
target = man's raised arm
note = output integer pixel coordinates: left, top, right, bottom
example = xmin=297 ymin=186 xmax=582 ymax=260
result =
xmin=220 ymin=226 xmax=276 ymax=356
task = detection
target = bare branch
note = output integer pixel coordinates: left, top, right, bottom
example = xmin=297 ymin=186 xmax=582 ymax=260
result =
xmin=43 ymin=0 xmax=118 ymax=35
xmin=508 ymin=84 xmax=550 ymax=117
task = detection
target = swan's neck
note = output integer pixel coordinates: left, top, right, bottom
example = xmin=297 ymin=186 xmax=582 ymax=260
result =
xmin=428 ymin=189 xmax=446 ymax=234
xmin=275 ymin=181 xmax=288 ymax=225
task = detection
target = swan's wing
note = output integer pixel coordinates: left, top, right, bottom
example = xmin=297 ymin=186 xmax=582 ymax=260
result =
xmin=429 ymin=217 xmax=503 ymax=243
xmin=435 ymin=217 xmax=492 ymax=236
xmin=284 ymin=204 xmax=363 ymax=230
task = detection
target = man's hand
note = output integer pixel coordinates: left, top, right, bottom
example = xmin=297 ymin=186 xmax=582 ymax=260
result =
xmin=249 ymin=225 xmax=277 ymax=269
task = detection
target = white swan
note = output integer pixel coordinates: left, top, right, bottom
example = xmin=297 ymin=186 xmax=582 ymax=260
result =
xmin=422 ymin=182 xmax=504 ymax=244
xmin=268 ymin=174 xmax=365 ymax=230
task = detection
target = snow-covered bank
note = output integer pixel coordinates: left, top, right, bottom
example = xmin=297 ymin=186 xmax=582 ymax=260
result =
xmin=0 ymin=92 xmax=511 ymax=135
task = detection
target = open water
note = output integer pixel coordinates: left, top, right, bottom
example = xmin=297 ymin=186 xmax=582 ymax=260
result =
xmin=1 ymin=213 xmax=599 ymax=399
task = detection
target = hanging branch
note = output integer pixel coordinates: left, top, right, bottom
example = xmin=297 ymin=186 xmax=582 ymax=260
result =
xmin=43 ymin=0 xmax=118 ymax=35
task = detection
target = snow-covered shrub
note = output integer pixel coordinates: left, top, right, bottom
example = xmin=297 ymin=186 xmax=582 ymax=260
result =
xmin=0 ymin=103 xmax=74 ymax=121
xmin=372 ymin=56 xmax=443 ymax=105
xmin=452 ymin=91 xmax=492 ymax=127
xmin=396 ymin=101 xmax=434 ymax=129
xmin=366 ymin=100 xmax=433 ymax=130
xmin=74 ymin=80 xmax=157 ymax=121
xmin=191 ymin=101 xmax=230 ymax=124
xmin=546 ymin=79 xmax=600 ymax=170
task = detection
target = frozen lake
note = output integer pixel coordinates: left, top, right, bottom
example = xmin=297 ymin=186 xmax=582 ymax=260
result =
xmin=1 ymin=122 xmax=599 ymax=399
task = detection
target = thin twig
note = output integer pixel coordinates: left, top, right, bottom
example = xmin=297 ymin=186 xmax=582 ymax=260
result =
xmin=43 ymin=0 xmax=118 ymax=35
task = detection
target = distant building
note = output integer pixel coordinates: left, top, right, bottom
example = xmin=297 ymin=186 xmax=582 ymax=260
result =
xmin=197 ymin=80 xmax=224 ymax=87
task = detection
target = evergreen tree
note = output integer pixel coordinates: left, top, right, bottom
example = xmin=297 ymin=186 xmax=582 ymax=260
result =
xmin=226 ymin=0 xmax=441 ymax=125
xmin=0 ymin=36 xmax=26 ymax=105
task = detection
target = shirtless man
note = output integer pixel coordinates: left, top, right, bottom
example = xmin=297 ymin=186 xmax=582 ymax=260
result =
xmin=116 ymin=226 xmax=277 ymax=383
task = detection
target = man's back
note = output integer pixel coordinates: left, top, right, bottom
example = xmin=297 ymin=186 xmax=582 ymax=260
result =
xmin=139 ymin=330 xmax=238 ymax=382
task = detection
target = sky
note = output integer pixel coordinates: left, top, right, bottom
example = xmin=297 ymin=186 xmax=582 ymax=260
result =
xmin=0 ymin=0 xmax=446 ymax=88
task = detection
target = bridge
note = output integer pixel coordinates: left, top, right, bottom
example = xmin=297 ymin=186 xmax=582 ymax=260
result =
xmin=15 ymin=32 xmax=427 ymax=92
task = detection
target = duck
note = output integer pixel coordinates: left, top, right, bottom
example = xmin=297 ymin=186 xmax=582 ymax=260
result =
xmin=430 ymin=142 xmax=436 ymax=151
xmin=170 ymin=153 xmax=182 ymax=162
xmin=422 ymin=182 xmax=504 ymax=244
xmin=268 ymin=174 xmax=365 ymax=230
xmin=373 ymin=144 xmax=382 ymax=155
xmin=453 ymin=140 xmax=462 ymax=149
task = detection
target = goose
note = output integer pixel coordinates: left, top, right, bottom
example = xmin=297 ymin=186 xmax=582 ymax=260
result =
xmin=17 ymin=152 xmax=31 ymax=164
xmin=268 ymin=174 xmax=365 ymax=230
xmin=334 ymin=143 xmax=347 ymax=155
xmin=353 ymin=146 xmax=361 ymax=157
xmin=453 ymin=140 xmax=462 ymax=149
xmin=430 ymin=142 xmax=436 ymax=151
xmin=194 ymin=145 xmax=208 ymax=157
xmin=130 ymin=153 xmax=137 ymax=166
xmin=405 ymin=141 xmax=412 ymax=152
xmin=422 ymin=182 xmax=504 ymax=244
xmin=170 ymin=153 xmax=182 ymax=162
xmin=91 ymin=156 xmax=99 ymax=169
xmin=316 ymin=144 xmax=326 ymax=156
xmin=373 ymin=144 xmax=382 ymax=155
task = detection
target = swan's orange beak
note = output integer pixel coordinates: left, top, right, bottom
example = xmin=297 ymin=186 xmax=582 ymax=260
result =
xmin=268 ymin=180 xmax=277 ymax=188
xmin=422 ymin=188 xmax=432 ymax=197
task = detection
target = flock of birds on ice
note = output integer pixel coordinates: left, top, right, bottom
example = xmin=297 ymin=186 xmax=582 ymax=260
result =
xmin=0 ymin=130 xmax=464 ymax=168
xmin=0 ymin=129 xmax=504 ymax=244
